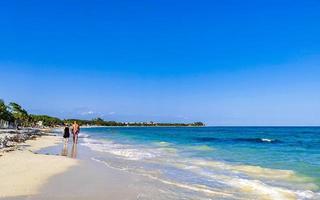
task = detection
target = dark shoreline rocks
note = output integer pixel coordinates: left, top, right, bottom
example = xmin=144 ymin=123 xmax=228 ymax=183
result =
xmin=0 ymin=128 xmax=51 ymax=151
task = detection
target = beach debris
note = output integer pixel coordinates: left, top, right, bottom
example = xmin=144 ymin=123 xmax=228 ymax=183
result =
xmin=0 ymin=128 xmax=45 ymax=150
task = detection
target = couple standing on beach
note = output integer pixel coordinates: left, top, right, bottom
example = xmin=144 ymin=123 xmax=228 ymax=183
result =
xmin=63 ymin=121 xmax=80 ymax=144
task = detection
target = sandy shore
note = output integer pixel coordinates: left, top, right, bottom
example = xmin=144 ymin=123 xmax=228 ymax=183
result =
xmin=0 ymin=134 xmax=160 ymax=200
xmin=1 ymin=131 xmax=311 ymax=200
xmin=0 ymin=136 xmax=78 ymax=198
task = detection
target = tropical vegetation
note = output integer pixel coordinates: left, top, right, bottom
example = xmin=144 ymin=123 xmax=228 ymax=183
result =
xmin=0 ymin=99 xmax=205 ymax=127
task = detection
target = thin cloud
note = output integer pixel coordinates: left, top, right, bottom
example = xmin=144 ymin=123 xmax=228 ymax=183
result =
xmin=80 ymin=111 xmax=94 ymax=115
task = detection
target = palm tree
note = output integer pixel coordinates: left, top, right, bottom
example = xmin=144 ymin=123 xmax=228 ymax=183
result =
xmin=0 ymin=99 xmax=14 ymax=122
xmin=8 ymin=102 xmax=30 ymax=126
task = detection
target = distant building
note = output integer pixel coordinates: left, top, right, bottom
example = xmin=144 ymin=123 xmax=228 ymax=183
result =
xmin=36 ymin=121 xmax=43 ymax=127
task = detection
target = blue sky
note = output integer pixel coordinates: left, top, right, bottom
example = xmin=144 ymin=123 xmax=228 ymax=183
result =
xmin=0 ymin=0 xmax=320 ymax=125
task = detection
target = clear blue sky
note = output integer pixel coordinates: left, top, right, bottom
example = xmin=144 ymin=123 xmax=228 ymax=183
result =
xmin=0 ymin=0 xmax=320 ymax=125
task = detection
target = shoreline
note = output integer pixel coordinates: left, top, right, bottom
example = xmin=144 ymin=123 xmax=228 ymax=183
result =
xmin=0 ymin=129 xmax=160 ymax=200
xmin=80 ymin=125 xmax=205 ymax=128
xmin=0 ymin=127 xmax=319 ymax=200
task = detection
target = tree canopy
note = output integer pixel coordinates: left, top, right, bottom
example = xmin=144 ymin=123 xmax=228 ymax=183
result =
xmin=29 ymin=115 xmax=63 ymax=127
xmin=8 ymin=102 xmax=30 ymax=126
xmin=0 ymin=99 xmax=205 ymax=127
xmin=0 ymin=99 xmax=14 ymax=122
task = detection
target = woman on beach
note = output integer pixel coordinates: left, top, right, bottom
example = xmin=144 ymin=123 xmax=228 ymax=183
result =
xmin=72 ymin=121 xmax=80 ymax=144
xmin=63 ymin=124 xmax=70 ymax=143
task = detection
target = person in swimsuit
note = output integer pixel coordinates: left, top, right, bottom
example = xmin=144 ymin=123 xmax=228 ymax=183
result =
xmin=72 ymin=121 xmax=80 ymax=144
xmin=63 ymin=124 xmax=70 ymax=143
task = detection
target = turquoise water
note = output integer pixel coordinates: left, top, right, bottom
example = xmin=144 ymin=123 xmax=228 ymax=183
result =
xmin=80 ymin=127 xmax=320 ymax=199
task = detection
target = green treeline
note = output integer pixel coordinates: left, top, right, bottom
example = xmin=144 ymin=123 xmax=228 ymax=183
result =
xmin=65 ymin=118 xmax=204 ymax=127
xmin=0 ymin=99 xmax=205 ymax=127
xmin=0 ymin=99 xmax=63 ymax=127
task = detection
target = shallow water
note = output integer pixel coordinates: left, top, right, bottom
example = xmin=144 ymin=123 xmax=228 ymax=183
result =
xmin=80 ymin=127 xmax=320 ymax=199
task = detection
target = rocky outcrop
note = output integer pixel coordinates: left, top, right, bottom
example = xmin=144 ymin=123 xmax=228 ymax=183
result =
xmin=0 ymin=129 xmax=43 ymax=149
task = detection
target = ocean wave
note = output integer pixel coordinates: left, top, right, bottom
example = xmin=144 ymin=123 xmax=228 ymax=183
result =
xmin=158 ymin=147 xmax=178 ymax=154
xmin=175 ymin=160 xmax=319 ymax=199
xmin=153 ymin=141 xmax=171 ymax=147
xmin=189 ymin=145 xmax=215 ymax=151
xmin=81 ymin=138 xmax=160 ymax=160
xmin=194 ymin=137 xmax=281 ymax=144
xmin=295 ymin=190 xmax=320 ymax=199
xmin=92 ymin=156 xmax=320 ymax=200
xmin=187 ymin=159 xmax=316 ymax=184
xmin=85 ymin=138 xmax=319 ymax=199
xmin=91 ymin=157 xmax=235 ymax=199
xmin=229 ymin=178 xmax=295 ymax=199
xmin=78 ymin=133 xmax=90 ymax=138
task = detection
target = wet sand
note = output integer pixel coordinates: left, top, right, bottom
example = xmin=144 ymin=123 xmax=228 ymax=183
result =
xmin=1 ymin=133 xmax=315 ymax=200
xmin=0 ymin=135 xmax=161 ymax=200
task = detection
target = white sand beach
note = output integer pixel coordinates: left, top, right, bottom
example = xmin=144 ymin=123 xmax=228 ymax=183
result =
xmin=0 ymin=129 xmax=319 ymax=200
xmin=0 ymin=134 xmax=160 ymax=200
xmin=0 ymin=136 xmax=78 ymax=198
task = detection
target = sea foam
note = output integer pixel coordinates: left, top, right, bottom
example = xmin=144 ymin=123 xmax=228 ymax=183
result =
xmin=82 ymin=138 xmax=159 ymax=160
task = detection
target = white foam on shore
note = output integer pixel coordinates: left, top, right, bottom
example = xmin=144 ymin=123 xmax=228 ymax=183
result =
xmin=82 ymin=137 xmax=320 ymax=199
xmin=228 ymin=178 xmax=296 ymax=199
xmin=78 ymin=133 xmax=90 ymax=138
xmin=91 ymin=157 xmax=236 ymax=199
xmin=297 ymin=190 xmax=320 ymax=199
xmin=190 ymin=159 xmax=304 ymax=181
xmin=82 ymin=138 xmax=160 ymax=160
xmin=173 ymin=160 xmax=320 ymax=200
xmin=178 ymin=159 xmax=320 ymax=199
